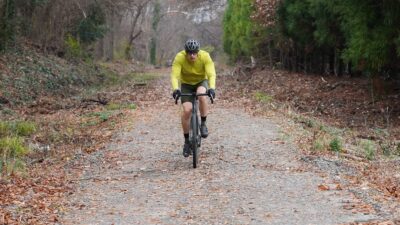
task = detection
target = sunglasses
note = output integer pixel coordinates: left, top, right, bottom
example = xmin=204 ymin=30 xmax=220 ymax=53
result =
xmin=186 ymin=50 xmax=199 ymax=55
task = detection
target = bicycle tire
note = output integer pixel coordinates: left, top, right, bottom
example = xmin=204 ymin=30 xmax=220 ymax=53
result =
xmin=191 ymin=113 xmax=199 ymax=168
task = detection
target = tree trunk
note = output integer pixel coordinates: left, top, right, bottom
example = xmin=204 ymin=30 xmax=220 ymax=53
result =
xmin=125 ymin=30 xmax=142 ymax=60
xmin=105 ymin=7 xmax=115 ymax=61
xmin=303 ymin=51 xmax=307 ymax=74
xmin=268 ymin=40 xmax=273 ymax=68
xmin=124 ymin=0 xmax=149 ymax=60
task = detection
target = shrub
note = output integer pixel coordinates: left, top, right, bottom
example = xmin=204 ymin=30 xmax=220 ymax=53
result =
xmin=254 ymin=91 xmax=273 ymax=103
xmin=15 ymin=121 xmax=36 ymax=136
xmin=0 ymin=121 xmax=36 ymax=137
xmin=329 ymin=137 xmax=342 ymax=152
xmin=0 ymin=120 xmax=36 ymax=176
xmin=313 ymin=138 xmax=325 ymax=151
xmin=0 ymin=137 xmax=29 ymax=175
xmin=99 ymin=111 xmax=110 ymax=122
xmin=113 ymin=41 xmax=130 ymax=61
xmin=361 ymin=140 xmax=375 ymax=160
xmin=0 ymin=122 xmax=8 ymax=136
xmin=65 ymin=34 xmax=82 ymax=59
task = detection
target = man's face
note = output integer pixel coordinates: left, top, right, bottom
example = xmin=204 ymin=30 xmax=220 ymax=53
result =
xmin=186 ymin=51 xmax=198 ymax=63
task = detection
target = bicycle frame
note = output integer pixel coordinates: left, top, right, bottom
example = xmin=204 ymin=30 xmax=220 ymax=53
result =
xmin=175 ymin=92 xmax=213 ymax=168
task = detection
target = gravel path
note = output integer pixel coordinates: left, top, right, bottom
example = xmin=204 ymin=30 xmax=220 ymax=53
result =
xmin=61 ymin=75 xmax=384 ymax=224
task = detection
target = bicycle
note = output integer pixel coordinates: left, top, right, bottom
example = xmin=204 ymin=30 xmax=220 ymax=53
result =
xmin=175 ymin=92 xmax=214 ymax=168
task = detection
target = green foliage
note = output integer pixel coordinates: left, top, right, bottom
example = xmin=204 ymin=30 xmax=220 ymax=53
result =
xmin=279 ymin=0 xmax=314 ymax=47
xmin=313 ymin=139 xmax=324 ymax=151
xmin=1 ymin=46 xmax=112 ymax=106
xmin=254 ymin=91 xmax=273 ymax=103
xmin=127 ymin=103 xmax=137 ymax=110
xmin=223 ymin=0 xmax=257 ymax=61
xmin=65 ymin=34 xmax=82 ymax=59
xmin=98 ymin=112 xmax=110 ymax=122
xmin=14 ymin=121 xmax=36 ymax=136
xmin=106 ymin=102 xmax=137 ymax=111
xmin=0 ymin=137 xmax=28 ymax=158
xmin=308 ymin=0 xmax=342 ymax=49
xmin=226 ymin=0 xmax=400 ymax=75
xmin=360 ymin=139 xmax=375 ymax=160
xmin=77 ymin=3 xmax=106 ymax=44
xmin=81 ymin=110 xmax=113 ymax=127
xmin=0 ymin=120 xmax=35 ymax=175
xmin=106 ymin=103 xmax=122 ymax=111
xmin=330 ymin=0 xmax=400 ymax=72
xmin=150 ymin=38 xmax=156 ymax=65
xmin=0 ymin=121 xmax=36 ymax=137
xmin=130 ymin=72 xmax=160 ymax=84
xmin=113 ymin=41 xmax=130 ymax=61
xmin=329 ymin=137 xmax=342 ymax=152
xmin=0 ymin=137 xmax=28 ymax=175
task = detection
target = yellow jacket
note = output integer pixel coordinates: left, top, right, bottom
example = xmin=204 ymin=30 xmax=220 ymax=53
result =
xmin=170 ymin=50 xmax=216 ymax=90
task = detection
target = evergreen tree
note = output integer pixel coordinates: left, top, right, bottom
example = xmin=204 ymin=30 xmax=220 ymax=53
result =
xmin=329 ymin=0 xmax=400 ymax=74
xmin=223 ymin=0 xmax=256 ymax=62
xmin=227 ymin=0 xmax=400 ymax=76
xmin=77 ymin=3 xmax=107 ymax=44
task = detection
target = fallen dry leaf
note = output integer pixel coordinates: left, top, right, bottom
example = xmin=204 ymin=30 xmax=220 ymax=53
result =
xmin=318 ymin=184 xmax=330 ymax=191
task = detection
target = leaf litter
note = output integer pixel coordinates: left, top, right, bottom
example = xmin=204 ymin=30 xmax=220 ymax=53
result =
xmin=0 ymin=48 xmax=399 ymax=223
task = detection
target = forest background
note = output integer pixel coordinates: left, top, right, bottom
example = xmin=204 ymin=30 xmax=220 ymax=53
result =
xmin=0 ymin=0 xmax=399 ymax=223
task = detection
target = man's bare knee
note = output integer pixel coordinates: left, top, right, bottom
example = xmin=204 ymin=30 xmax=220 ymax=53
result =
xmin=197 ymin=86 xmax=206 ymax=94
xmin=182 ymin=103 xmax=192 ymax=118
xmin=199 ymin=96 xmax=207 ymax=104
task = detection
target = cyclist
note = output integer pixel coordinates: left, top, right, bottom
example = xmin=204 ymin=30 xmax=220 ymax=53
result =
xmin=171 ymin=39 xmax=216 ymax=157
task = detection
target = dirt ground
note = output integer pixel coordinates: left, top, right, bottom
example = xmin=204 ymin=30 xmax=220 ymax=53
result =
xmin=1 ymin=65 xmax=399 ymax=224
xmin=222 ymin=68 xmax=400 ymax=139
xmin=60 ymin=72 xmax=399 ymax=224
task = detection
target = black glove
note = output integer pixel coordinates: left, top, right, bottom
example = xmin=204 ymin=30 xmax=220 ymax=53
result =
xmin=207 ymin=89 xmax=215 ymax=99
xmin=172 ymin=89 xmax=181 ymax=100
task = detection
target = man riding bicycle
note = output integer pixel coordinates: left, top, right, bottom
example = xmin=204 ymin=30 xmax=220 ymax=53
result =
xmin=171 ymin=39 xmax=216 ymax=157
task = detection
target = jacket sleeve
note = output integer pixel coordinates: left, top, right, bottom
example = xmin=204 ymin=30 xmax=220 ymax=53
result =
xmin=170 ymin=56 xmax=181 ymax=90
xmin=204 ymin=53 xmax=216 ymax=89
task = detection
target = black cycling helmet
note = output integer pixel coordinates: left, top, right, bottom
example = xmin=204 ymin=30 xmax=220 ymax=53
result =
xmin=184 ymin=39 xmax=200 ymax=52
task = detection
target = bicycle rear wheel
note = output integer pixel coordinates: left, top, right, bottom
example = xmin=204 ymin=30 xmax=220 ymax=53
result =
xmin=190 ymin=113 xmax=199 ymax=168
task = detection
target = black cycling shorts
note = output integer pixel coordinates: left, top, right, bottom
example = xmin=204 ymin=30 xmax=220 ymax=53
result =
xmin=181 ymin=80 xmax=209 ymax=103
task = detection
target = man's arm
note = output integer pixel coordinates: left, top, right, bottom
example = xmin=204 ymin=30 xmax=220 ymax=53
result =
xmin=170 ymin=56 xmax=182 ymax=90
xmin=204 ymin=53 xmax=216 ymax=89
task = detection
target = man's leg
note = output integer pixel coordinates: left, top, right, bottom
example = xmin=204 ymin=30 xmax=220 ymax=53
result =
xmin=181 ymin=102 xmax=192 ymax=134
xmin=181 ymin=102 xmax=192 ymax=157
xmin=197 ymin=86 xmax=209 ymax=138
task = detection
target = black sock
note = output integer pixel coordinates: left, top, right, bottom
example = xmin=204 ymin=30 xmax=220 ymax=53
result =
xmin=201 ymin=116 xmax=207 ymax=124
xmin=184 ymin=133 xmax=189 ymax=142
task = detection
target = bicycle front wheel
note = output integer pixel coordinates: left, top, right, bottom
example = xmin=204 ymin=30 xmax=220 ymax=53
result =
xmin=190 ymin=113 xmax=199 ymax=168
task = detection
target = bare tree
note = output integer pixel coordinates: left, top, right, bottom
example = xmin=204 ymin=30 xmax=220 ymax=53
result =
xmin=98 ymin=0 xmax=128 ymax=60
xmin=124 ymin=0 xmax=151 ymax=60
xmin=154 ymin=0 xmax=226 ymax=64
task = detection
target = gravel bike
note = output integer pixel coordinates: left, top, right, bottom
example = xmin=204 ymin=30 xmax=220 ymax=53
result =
xmin=175 ymin=92 xmax=214 ymax=168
